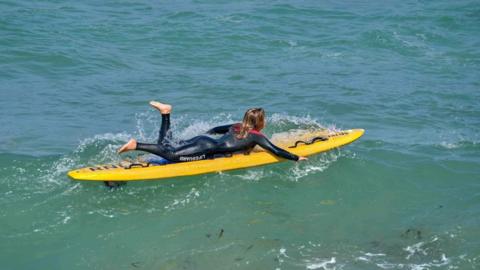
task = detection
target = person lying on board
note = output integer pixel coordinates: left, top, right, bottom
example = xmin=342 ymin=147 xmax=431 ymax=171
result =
xmin=118 ymin=101 xmax=308 ymax=163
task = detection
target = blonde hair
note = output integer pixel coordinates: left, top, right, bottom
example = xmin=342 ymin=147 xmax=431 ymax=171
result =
xmin=237 ymin=108 xmax=265 ymax=139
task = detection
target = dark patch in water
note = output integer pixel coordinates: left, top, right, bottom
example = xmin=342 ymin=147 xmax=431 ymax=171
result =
xmin=218 ymin=228 xmax=224 ymax=238
xmin=370 ymin=240 xmax=380 ymax=248
xmin=131 ymin=262 xmax=141 ymax=268
xmin=104 ymin=181 xmax=127 ymax=188
xmin=401 ymin=228 xmax=422 ymax=240
xmin=234 ymin=257 xmax=243 ymax=261
xmin=182 ymin=258 xmax=194 ymax=270
xmin=246 ymin=244 xmax=254 ymax=252
xmin=205 ymin=233 xmax=211 ymax=238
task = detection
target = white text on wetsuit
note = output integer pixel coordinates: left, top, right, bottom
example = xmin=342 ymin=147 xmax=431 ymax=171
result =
xmin=179 ymin=154 xmax=206 ymax=162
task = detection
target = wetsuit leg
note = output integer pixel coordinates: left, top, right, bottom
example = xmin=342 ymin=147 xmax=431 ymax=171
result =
xmin=158 ymin=114 xmax=172 ymax=144
xmin=136 ymin=143 xmax=178 ymax=162
xmin=136 ymin=136 xmax=217 ymax=162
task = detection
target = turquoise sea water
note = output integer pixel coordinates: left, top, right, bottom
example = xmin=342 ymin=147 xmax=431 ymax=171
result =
xmin=1 ymin=0 xmax=479 ymax=269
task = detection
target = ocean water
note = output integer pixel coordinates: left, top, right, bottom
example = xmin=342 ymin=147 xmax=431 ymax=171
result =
xmin=1 ymin=0 xmax=479 ymax=269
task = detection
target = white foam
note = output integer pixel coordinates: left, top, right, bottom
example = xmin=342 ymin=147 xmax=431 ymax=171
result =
xmin=325 ymin=52 xmax=342 ymax=58
xmin=377 ymin=262 xmax=401 ymax=269
xmin=288 ymin=40 xmax=298 ymax=47
xmin=404 ymin=237 xmax=439 ymax=260
xmin=279 ymin=247 xmax=289 ymax=257
xmin=62 ymin=216 xmax=71 ymax=224
xmin=365 ymin=253 xmax=386 ymax=257
xmin=306 ymin=257 xmax=336 ymax=270
xmin=439 ymin=141 xmax=459 ymax=149
xmin=75 ymin=132 xmax=131 ymax=153
xmin=355 ymin=256 xmax=370 ymax=262
xmin=134 ymin=111 xmax=159 ymax=141
xmin=392 ymin=31 xmax=427 ymax=49
xmin=32 ymin=132 xmax=132 ymax=191
xmin=289 ymin=151 xmax=340 ymax=181
xmin=215 ymin=15 xmax=242 ymax=23
xmin=176 ymin=121 xmax=215 ymax=141
xmin=235 ymin=170 xmax=267 ymax=182
xmin=268 ymin=113 xmax=327 ymax=130
xmin=164 ymin=188 xmax=201 ymax=211
xmin=408 ymin=254 xmax=450 ymax=270
xmin=404 ymin=241 xmax=428 ymax=260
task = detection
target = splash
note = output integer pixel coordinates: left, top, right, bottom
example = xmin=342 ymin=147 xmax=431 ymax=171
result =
xmin=234 ymin=169 xmax=269 ymax=182
xmin=164 ymin=188 xmax=201 ymax=211
xmin=266 ymin=230 xmax=472 ymax=270
xmin=305 ymin=257 xmax=337 ymax=270
xmin=268 ymin=113 xmax=331 ymax=132
xmin=12 ymin=112 xmax=343 ymax=192
xmin=0 ymin=111 xmax=351 ymax=215
xmin=288 ymin=151 xmax=341 ymax=181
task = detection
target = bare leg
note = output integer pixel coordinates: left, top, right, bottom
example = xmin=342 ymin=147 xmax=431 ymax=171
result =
xmin=118 ymin=139 xmax=137 ymax=154
xmin=150 ymin=101 xmax=173 ymax=144
xmin=118 ymin=101 xmax=172 ymax=154
xmin=149 ymin=101 xmax=172 ymax=114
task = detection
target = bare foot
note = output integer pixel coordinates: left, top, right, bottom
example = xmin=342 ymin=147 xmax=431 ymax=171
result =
xmin=117 ymin=139 xmax=137 ymax=154
xmin=149 ymin=101 xmax=172 ymax=114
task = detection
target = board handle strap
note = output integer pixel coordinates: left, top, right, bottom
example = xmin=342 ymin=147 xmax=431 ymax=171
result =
xmin=288 ymin=136 xmax=328 ymax=148
xmin=125 ymin=163 xmax=151 ymax=169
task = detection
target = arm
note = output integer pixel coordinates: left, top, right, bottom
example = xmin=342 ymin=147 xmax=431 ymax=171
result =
xmin=252 ymin=134 xmax=299 ymax=161
xmin=206 ymin=123 xmax=235 ymax=135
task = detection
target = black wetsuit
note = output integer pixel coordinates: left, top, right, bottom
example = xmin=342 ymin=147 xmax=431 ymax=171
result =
xmin=135 ymin=114 xmax=299 ymax=162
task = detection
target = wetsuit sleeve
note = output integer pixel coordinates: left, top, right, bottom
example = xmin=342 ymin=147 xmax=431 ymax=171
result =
xmin=206 ymin=124 xmax=235 ymax=135
xmin=253 ymin=134 xmax=299 ymax=161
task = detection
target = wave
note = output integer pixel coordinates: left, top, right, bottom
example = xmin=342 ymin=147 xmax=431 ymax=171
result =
xmin=4 ymin=110 xmax=477 ymax=194
xmin=0 ymin=112 xmax=351 ymax=241
xmin=438 ymin=140 xmax=479 ymax=150
xmin=0 ymin=112 xmax=347 ymax=195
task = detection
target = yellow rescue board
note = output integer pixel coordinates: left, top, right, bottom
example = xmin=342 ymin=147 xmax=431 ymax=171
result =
xmin=68 ymin=129 xmax=364 ymax=181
